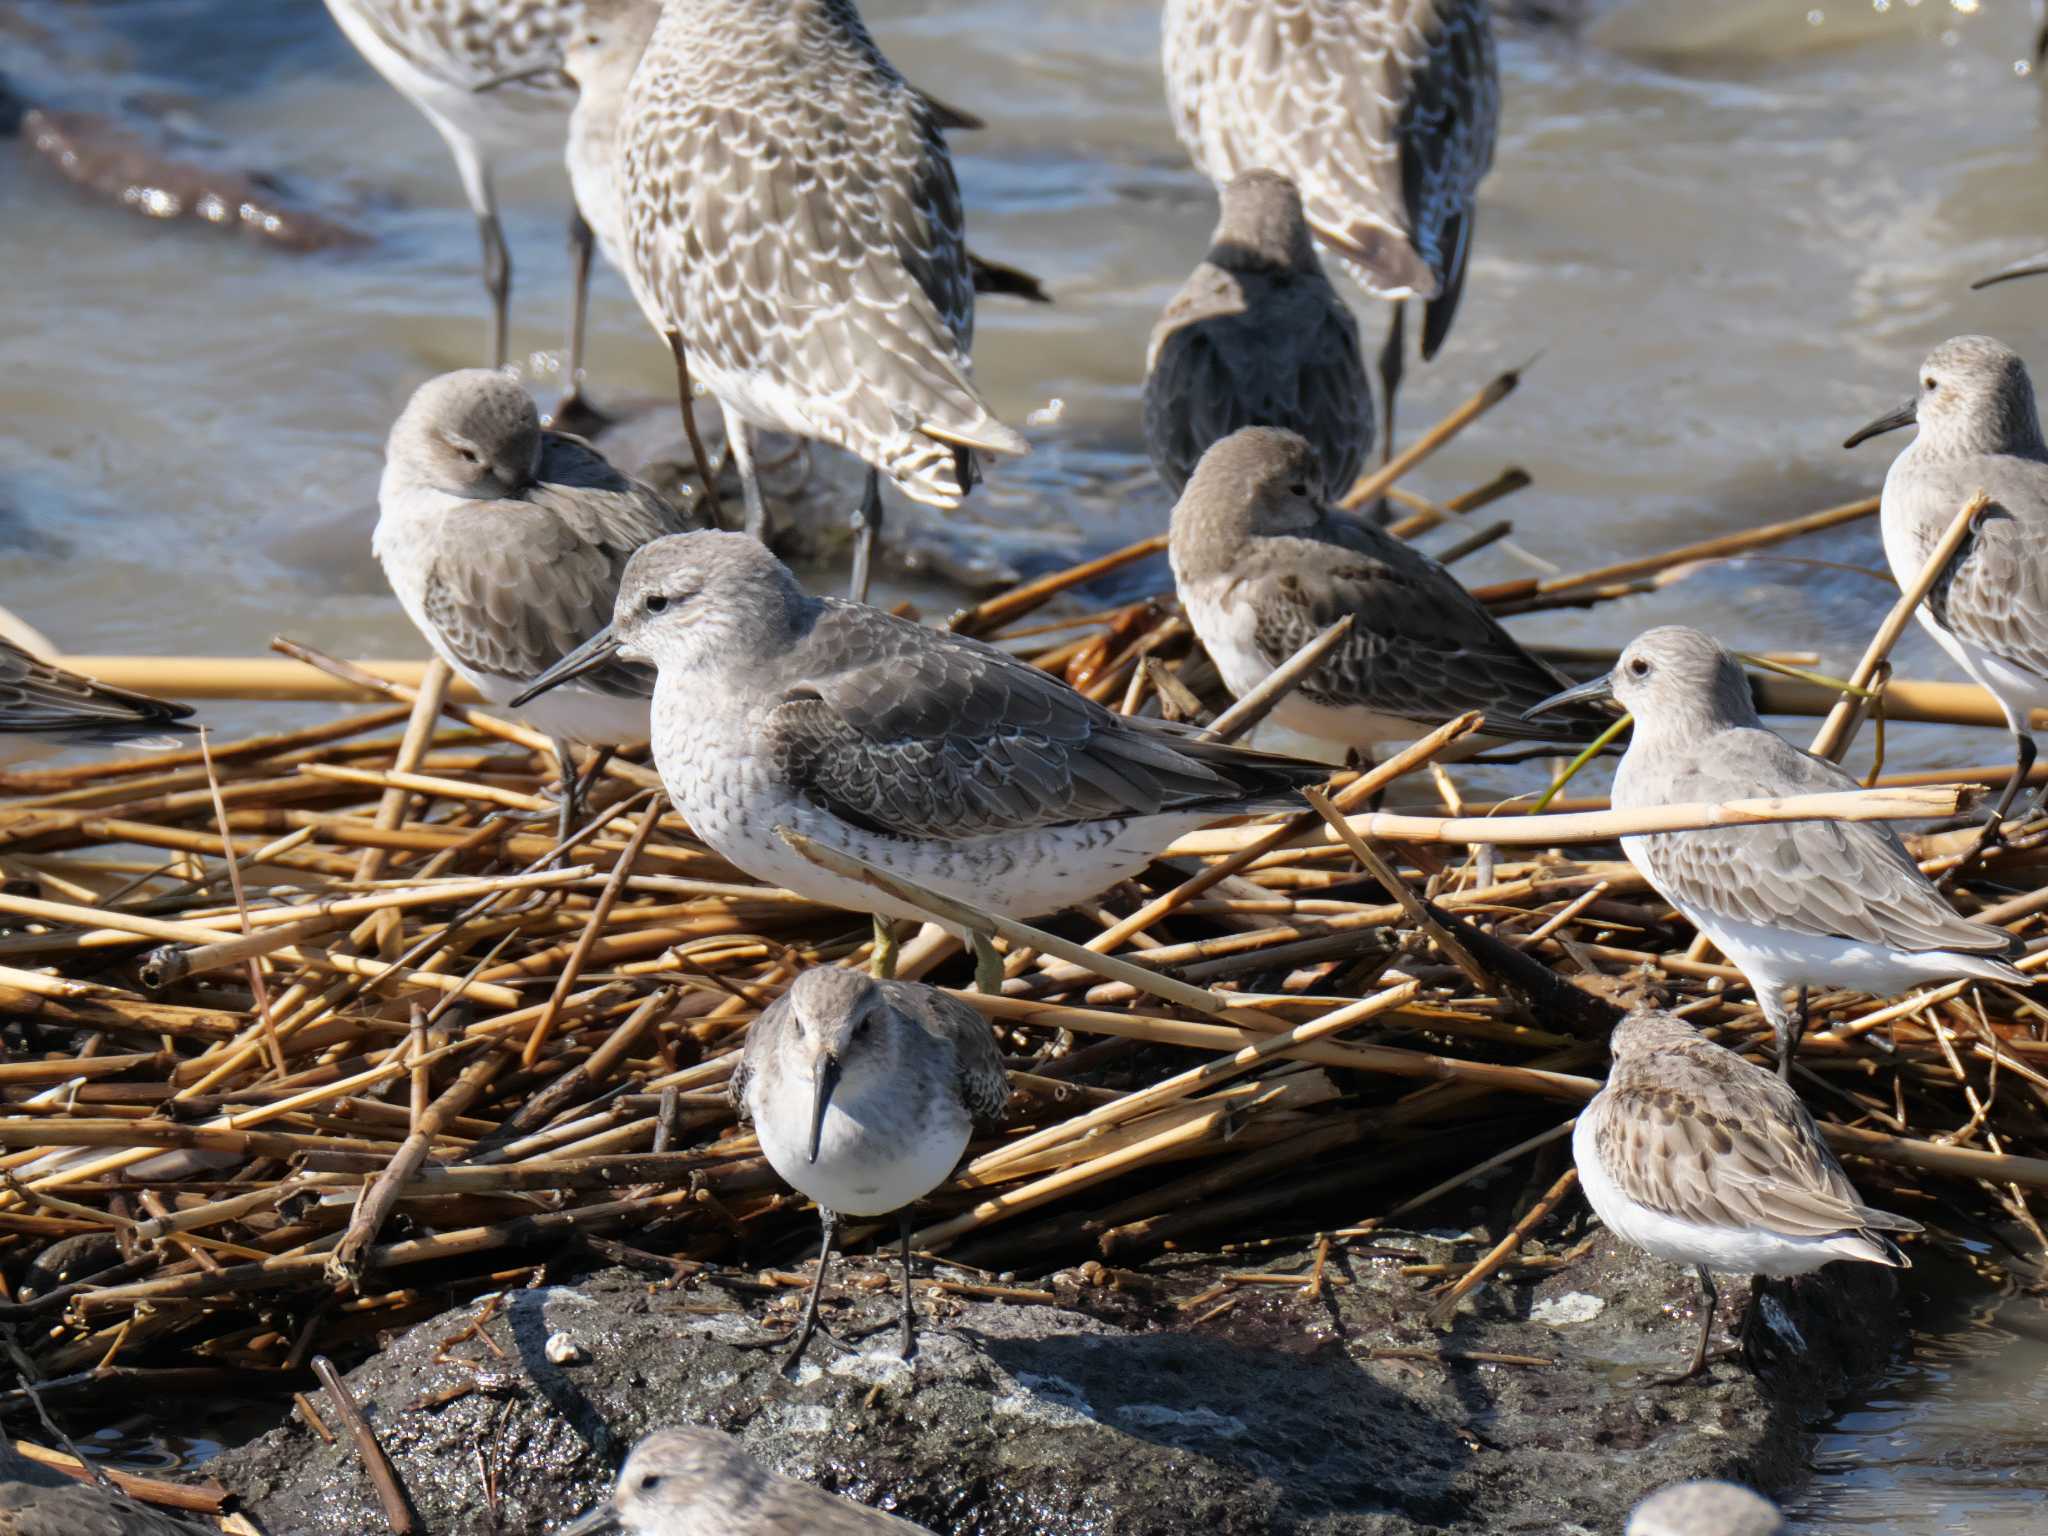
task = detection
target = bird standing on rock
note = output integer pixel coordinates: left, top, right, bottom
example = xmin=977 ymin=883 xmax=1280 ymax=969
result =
xmin=512 ymin=530 xmax=1323 ymax=988
xmin=1528 ymin=626 xmax=2029 ymax=1079
xmin=1145 ymin=169 xmax=1373 ymax=500
xmin=613 ymin=0 xmax=1026 ymax=597
xmin=1162 ymin=0 xmax=1498 ymax=467
xmin=1845 ymin=335 xmax=2048 ymax=883
xmin=728 ymin=967 xmax=1008 ymax=1371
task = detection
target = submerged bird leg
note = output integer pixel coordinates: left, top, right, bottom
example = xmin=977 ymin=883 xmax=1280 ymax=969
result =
xmin=1939 ymin=731 xmax=2036 ymax=892
xmin=972 ymin=932 xmax=1004 ymax=996
xmin=898 ymin=1209 xmax=918 ymax=1360
xmin=550 ymin=208 xmax=600 ymax=429
xmin=848 ymin=467 xmax=884 ymax=604
xmin=668 ymin=333 xmax=723 ymax=525
xmin=871 ymin=916 xmax=899 ymax=980
xmin=1655 ymin=1265 xmax=1719 ymax=1385
xmin=722 ymin=407 xmax=772 ymax=546
xmin=1376 ymin=301 xmax=1406 ymax=472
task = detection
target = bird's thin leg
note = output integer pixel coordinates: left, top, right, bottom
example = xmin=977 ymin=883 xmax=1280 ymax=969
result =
xmin=781 ymin=1207 xmax=839 ymax=1372
xmin=553 ymin=208 xmax=596 ymax=424
xmin=1757 ymin=984 xmax=1804 ymax=1081
xmin=553 ymin=739 xmax=582 ymax=850
xmin=898 ymin=1209 xmax=918 ymax=1360
xmin=721 ymin=403 xmax=772 ymax=545
xmin=667 ymin=333 xmax=722 ymax=525
xmin=1655 ymin=1266 xmax=1718 ymax=1385
xmin=972 ymin=932 xmax=1003 ymax=996
xmin=1376 ymin=301 xmax=1406 ymax=469
xmin=1940 ymin=731 xmax=2036 ymax=891
xmin=849 ymin=466 xmax=884 ymax=604
xmin=444 ymin=135 xmax=509 ymax=367
xmin=872 ymin=915 xmax=899 ymax=980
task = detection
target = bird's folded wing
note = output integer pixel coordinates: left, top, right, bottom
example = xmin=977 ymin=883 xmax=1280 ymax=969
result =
xmin=1924 ymin=475 xmax=2048 ymax=682
xmin=763 ymin=604 xmax=1295 ymax=840
xmin=893 ymin=984 xmax=1011 ymax=1122
xmin=0 ymin=637 xmax=192 ymax=735
xmin=424 ymin=503 xmax=656 ymax=698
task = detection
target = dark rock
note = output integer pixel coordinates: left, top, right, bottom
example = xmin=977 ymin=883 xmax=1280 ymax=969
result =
xmin=211 ymin=1230 xmax=1907 ymax=1535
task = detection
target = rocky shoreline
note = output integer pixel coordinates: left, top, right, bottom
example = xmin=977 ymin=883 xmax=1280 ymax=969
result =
xmin=215 ymin=1229 xmax=1906 ymax=1535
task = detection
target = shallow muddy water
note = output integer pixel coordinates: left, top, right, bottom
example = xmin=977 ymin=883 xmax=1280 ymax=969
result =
xmin=5 ymin=0 xmax=2048 ymax=1526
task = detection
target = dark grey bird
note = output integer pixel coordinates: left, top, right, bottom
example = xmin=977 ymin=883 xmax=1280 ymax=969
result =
xmin=0 ymin=637 xmax=193 ymax=760
xmin=1144 ymin=169 xmax=1372 ymax=500
xmin=0 ymin=1433 xmax=215 ymax=1535
xmin=511 ymin=531 xmax=1323 ymax=986
xmin=1530 ymin=626 xmax=2029 ymax=1079
xmin=1845 ymin=335 xmax=2048 ymax=878
xmin=1627 ymin=1479 xmax=1784 ymax=1536
xmin=1169 ymin=427 xmax=1611 ymax=753
xmin=728 ymin=966 xmax=1007 ymax=1370
xmin=1162 ymin=0 xmax=1499 ymax=468
xmin=374 ymin=369 xmax=703 ymax=828
xmin=561 ymin=1426 xmax=933 ymax=1533
xmin=321 ymin=0 xmax=596 ymax=400
xmin=615 ymin=0 xmax=1026 ymax=599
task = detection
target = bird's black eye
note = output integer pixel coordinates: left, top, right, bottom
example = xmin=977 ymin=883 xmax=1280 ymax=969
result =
xmin=1628 ymin=657 xmax=1650 ymax=677
xmin=455 ymin=445 xmax=482 ymax=466
xmin=854 ymin=1015 xmax=871 ymax=1036
xmin=1924 ymin=376 xmax=1937 ymax=392
xmin=637 ymin=1474 xmax=664 ymax=1493
xmin=645 ymin=593 xmax=669 ymax=614
xmin=1288 ymin=482 xmax=1308 ymax=497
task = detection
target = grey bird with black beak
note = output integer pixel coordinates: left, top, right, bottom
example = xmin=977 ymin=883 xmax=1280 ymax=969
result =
xmin=1844 ymin=335 xmax=2048 ymax=879
xmin=560 ymin=1426 xmax=934 ymax=1533
xmin=726 ymin=967 xmax=1007 ymax=1372
xmin=1528 ymin=626 xmax=2026 ymax=1080
xmin=374 ymin=369 xmax=703 ymax=834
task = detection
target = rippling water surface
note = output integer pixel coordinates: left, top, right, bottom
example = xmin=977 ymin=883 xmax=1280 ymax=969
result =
xmin=5 ymin=0 xmax=2048 ymax=1525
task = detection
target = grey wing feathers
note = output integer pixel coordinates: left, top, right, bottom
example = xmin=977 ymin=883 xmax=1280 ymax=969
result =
xmin=1143 ymin=264 xmax=1371 ymax=498
xmin=886 ymin=983 xmax=1011 ymax=1122
xmin=1591 ymin=1044 xmax=1921 ymax=1244
xmin=729 ymin=988 xmax=795 ymax=1120
xmin=763 ymin=601 xmax=1322 ymax=840
xmin=0 ymin=637 xmax=195 ymax=744
xmin=425 ymin=440 xmax=694 ymax=697
xmin=1636 ymin=732 xmax=2027 ymax=958
xmin=1397 ymin=0 xmax=1497 ymax=351
xmin=1243 ymin=517 xmax=1608 ymax=741
xmin=1916 ymin=460 xmax=2048 ymax=683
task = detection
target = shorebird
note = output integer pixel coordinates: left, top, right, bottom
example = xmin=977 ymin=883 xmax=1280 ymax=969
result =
xmin=1576 ymin=1010 xmax=1920 ymax=1382
xmin=1627 ymin=1479 xmax=1784 ymax=1536
xmin=1529 ymin=626 xmax=2028 ymax=1079
xmin=512 ymin=531 xmax=1322 ymax=985
xmin=1145 ymin=170 xmax=1373 ymax=499
xmin=1844 ymin=335 xmax=2048 ymax=881
xmin=0 ymin=1431 xmax=215 ymax=1535
xmin=1169 ymin=427 xmax=1612 ymax=754
xmin=0 ymin=637 xmax=194 ymax=761
xmin=1162 ymin=0 xmax=1499 ymax=465
xmin=614 ymin=0 xmax=1027 ymax=598
xmin=374 ymin=369 xmax=701 ymax=830
xmin=562 ymin=1426 xmax=932 ymax=1534
xmin=321 ymin=0 xmax=594 ymax=394
xmin=729 ymin=966 xmax=1007 ymax=1370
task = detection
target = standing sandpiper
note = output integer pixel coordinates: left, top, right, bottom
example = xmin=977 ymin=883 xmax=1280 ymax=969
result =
xmin=1162 ymin=0 xmax=1498 ymax=464
xmin=1576 ymin=1010 xmax=1920 ymax=1381
xmin=374 ymin=369 xmax=702 ymax=828
xmin=1845 ymin=336 xmax=2048 ymax=880
xmin=728 ymin=967 xmax=1007 ymax=1370
xmin=1529 ymin=627 xmax=2028 ymax=1078
xmin=614 ymin=0 xmax=1026 ymax=597
xmin=321 ymin=0 xmax=596 ymax=393
xmin=1169 ymin=427 xmax=1612 ymax=754
xmin=512 ymin=531 xmax=1322 ymax=983
xmin=1627 ymin=1480 xmax=1784 ymax=1536
xmin=562 ymin=1426 xmax=933 ymax=1533
xmin=1145 ymin=170 xmax=1373 ymax=500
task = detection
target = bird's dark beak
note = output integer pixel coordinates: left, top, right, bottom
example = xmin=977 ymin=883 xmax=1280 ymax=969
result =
xmin=1971 ymin=253 xmax=2048 ymax=292
xmin=1523 ymin=673 xmax=1617 ymax=720
xmin=807 ymin=1053 xmax=842 ymax=1165
xmin=1842 ymin=399 xmax=1916 ymax=450
xmin=510 ymin=625 xmax=621 ymax=707
xmin=472 ymin=63 xmax=573 ymax=94
xmin=555 ymin=1502 xmax=621 ymax=1535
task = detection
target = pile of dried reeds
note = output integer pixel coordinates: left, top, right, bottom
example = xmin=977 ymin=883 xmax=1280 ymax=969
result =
xmin=3 ymin=374 xmax=2047 ymax=1526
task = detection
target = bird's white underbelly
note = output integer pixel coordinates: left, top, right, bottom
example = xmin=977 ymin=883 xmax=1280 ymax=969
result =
xmin=1574 ymin=1116 xmax=1875 ymax=1278
xmin=321 ymin=0 xmax=567 ymax=155
xmin=752 ymin=1093 xmax=969 ymax=1219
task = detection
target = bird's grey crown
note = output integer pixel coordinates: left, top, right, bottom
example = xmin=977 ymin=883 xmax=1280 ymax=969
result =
xmin=386 ymin=369 xmax=541 ymax=495
xmin=1915 ymin=334 xmax=2048 ymax=462
xmin=1627 ymin=1480 xmax=1785 ymax=1536
xmin=1169 ymin=427 xmax=1327 ymax=576
xmin=1212 ymin=170 xmax=1321 ymax=274
xmin=1608 ymin=626 xmax=1761 ymax=739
